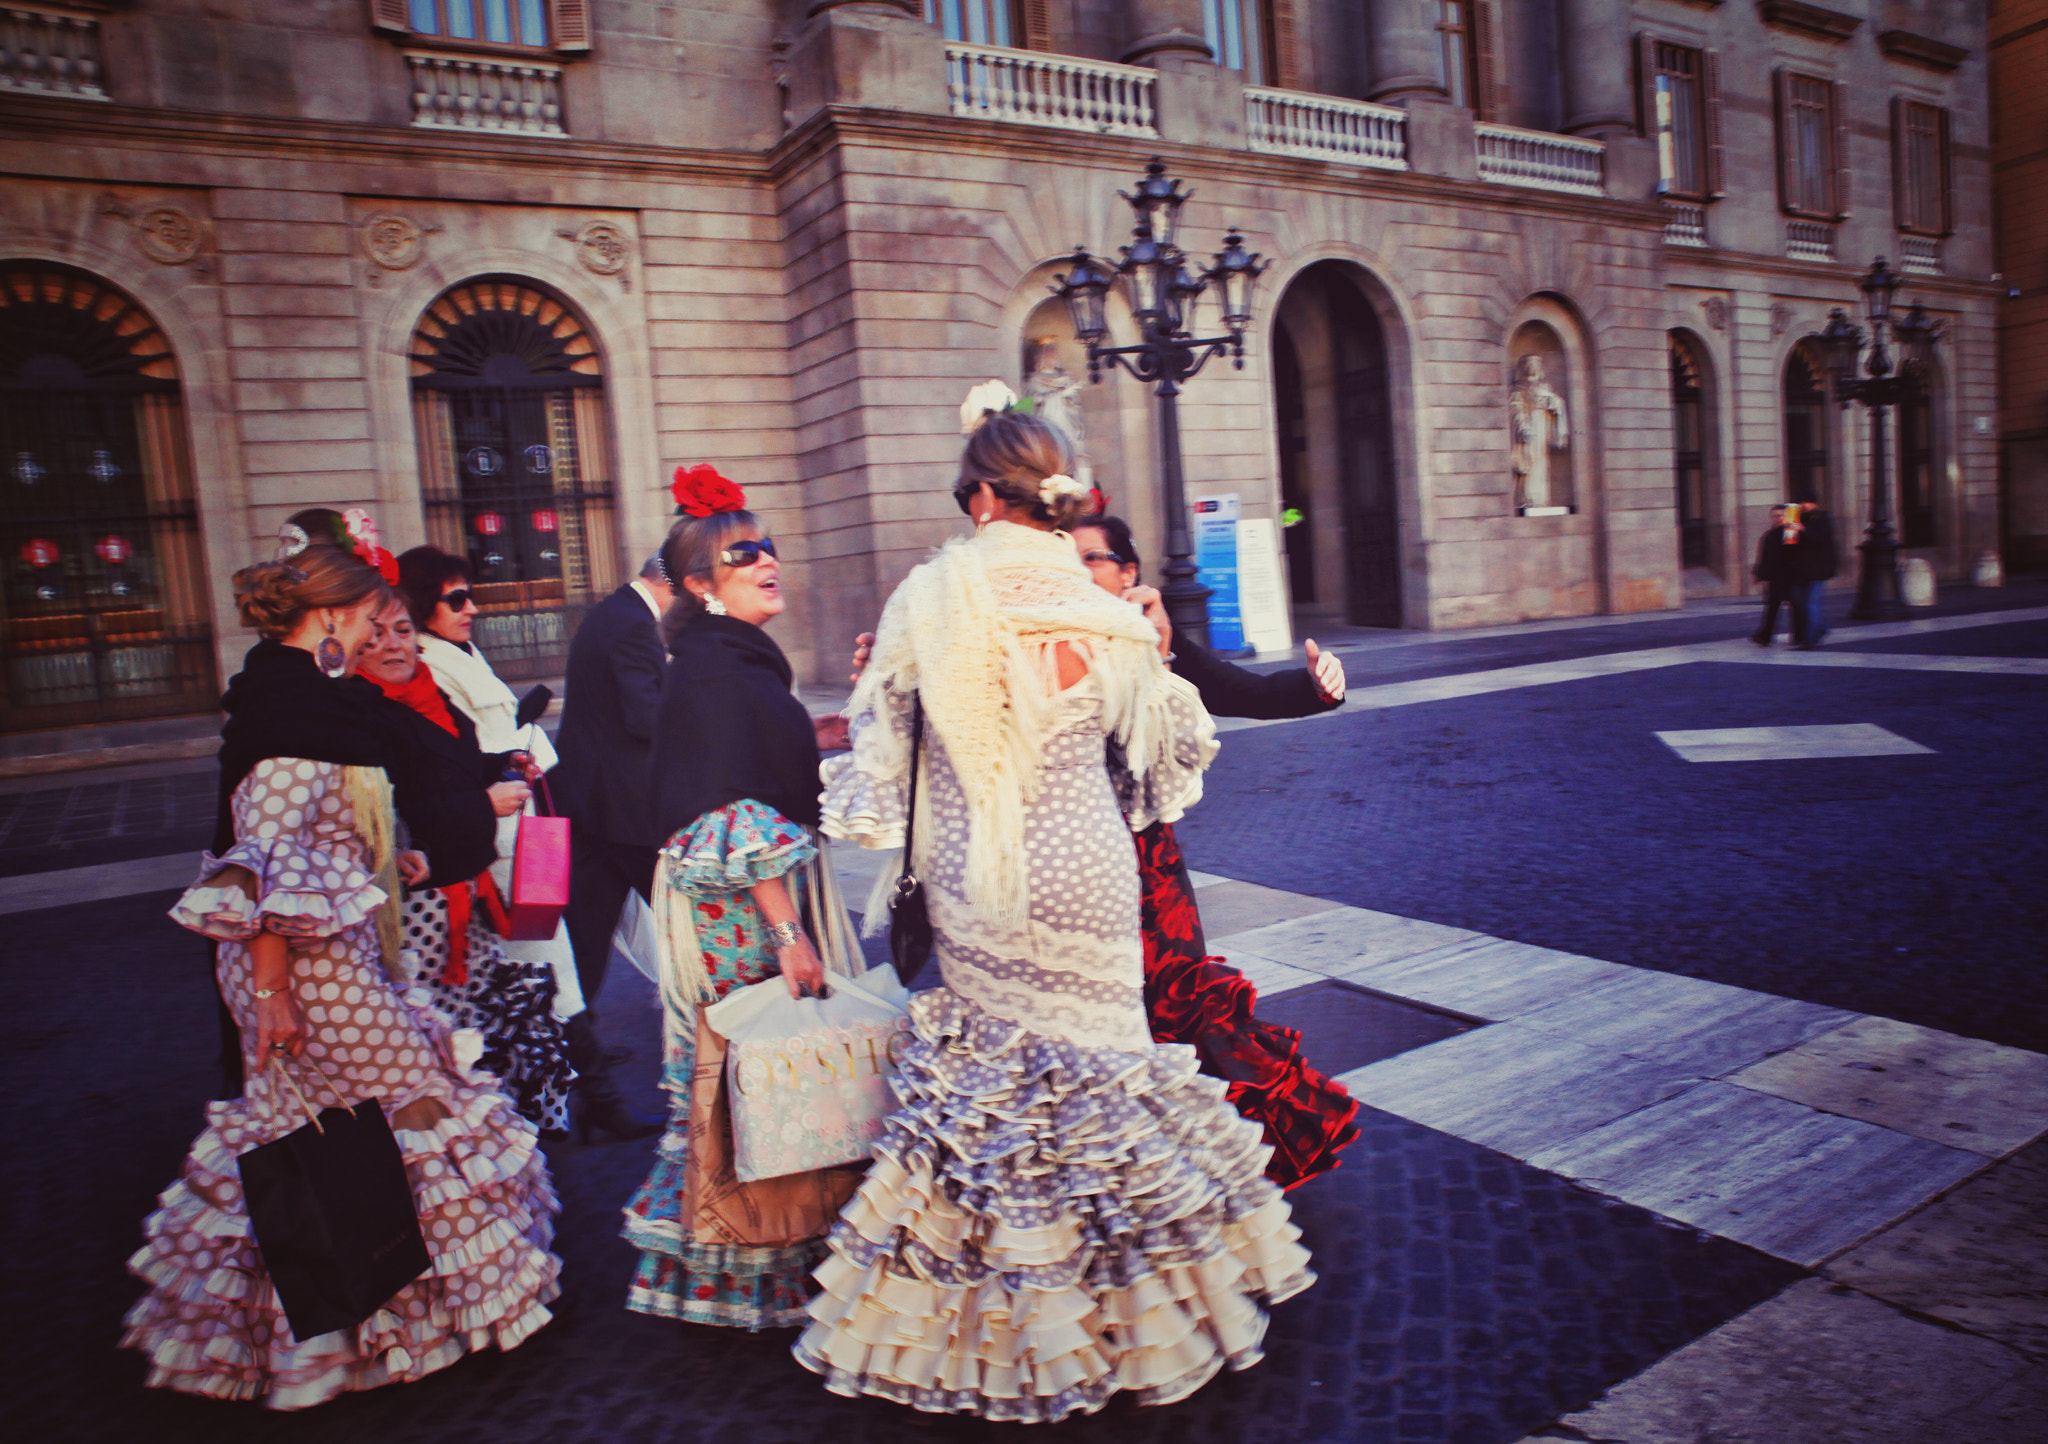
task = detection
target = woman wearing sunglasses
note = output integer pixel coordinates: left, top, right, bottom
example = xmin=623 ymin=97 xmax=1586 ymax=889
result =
xmin=621 ymin=466 xmax=856 ymax=1331
xmin=398 ymin=546 xmax=658 ymax=1144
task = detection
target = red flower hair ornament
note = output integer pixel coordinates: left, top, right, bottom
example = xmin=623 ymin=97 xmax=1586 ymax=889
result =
xmin=341 ymin=507 xmax=400 ymax=585
xmin=671 ymin=464 xmax=747 ymax=518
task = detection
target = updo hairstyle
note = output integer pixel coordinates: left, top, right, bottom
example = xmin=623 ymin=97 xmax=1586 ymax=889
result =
xmin=233 ymin=543 xmax=394 ymax=640
xmin=658 ymin=507 xmax=763 ymax=649
xmin=953 ymin=410 xmax=1086 ymax=531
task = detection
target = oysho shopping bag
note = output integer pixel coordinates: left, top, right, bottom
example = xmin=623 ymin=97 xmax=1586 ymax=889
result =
xmin=237 ymin=1061 xmax=430 ymax=1344
xmin=682 ymin=1006 xmax=863 ymax=1247
xmin=506 ymin=775 xmax=570 ymax=941
xmin=705 ymin=965 xmax=913 ymax=1182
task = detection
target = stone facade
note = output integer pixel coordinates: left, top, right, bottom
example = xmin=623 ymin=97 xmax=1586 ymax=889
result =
xmin=0 ymin=0 xmax=1999 ymax=729
xmin=1994 ymin=0 xmax=2048 ymax=572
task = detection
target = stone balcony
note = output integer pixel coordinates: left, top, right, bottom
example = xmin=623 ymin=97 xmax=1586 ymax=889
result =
xmin=0 ymin=5 xmax=109 ymax=101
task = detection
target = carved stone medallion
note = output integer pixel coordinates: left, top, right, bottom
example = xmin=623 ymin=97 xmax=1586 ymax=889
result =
xmin=1702 ymin=296 xmax=1728 ymax=332
xmin=571 ymin=220 xmax=630 ymax=276
xmin=1770 ymin=302 xmax=1795 ymax=338
xmin=135 ymin=207 xmax=201 ymax=265
xmin=363 ymin=214 xmax=426 ymax=271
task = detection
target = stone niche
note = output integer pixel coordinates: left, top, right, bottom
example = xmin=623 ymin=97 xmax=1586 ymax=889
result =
xmin=1508 ymin=320 xmax=1576 ymax=516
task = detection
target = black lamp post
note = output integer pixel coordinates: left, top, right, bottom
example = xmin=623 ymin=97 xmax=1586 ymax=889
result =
xmin=1815 ymin=256 xmax=1941 ymax=623
xmin=1054 ymin=157 xmax=1267 ymax=649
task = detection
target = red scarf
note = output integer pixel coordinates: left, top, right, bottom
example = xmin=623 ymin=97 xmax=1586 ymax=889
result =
xmin=374 ymin=657 xmax=460 ymax=736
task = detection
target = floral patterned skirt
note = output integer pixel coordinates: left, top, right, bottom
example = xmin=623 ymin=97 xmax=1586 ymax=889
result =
xmin=1136 ymin=821 xmax=1361 ymax=1190
xmin=621 ymin=829 xmax=827 ymax=1330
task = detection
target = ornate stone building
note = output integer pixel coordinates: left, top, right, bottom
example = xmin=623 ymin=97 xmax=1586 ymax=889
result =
xmin=0 ymin=0 xmax=1996 ymax=733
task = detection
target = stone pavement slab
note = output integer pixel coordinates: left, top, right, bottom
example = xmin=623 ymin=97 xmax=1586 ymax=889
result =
xmin=1530 ymin=1277 xmax=2048 ymax=1444
xmin=1334 ymin=1024 xmax=1700 ymax=1160
xmin=1191 ymin=879 xmax=1343 ymax=940
xmin=1525 ymin=1083 xmax=1987 ymax=1267
xmin=1342 ymin=938 xmax=1635 ymax=1022
xmin=1508 ymin=968 xmax=1855 ymax=1077
xmin=1211 ymin=906 xmax=1481 ymax=978
xmin=0 ymin=851 xmax=196 ymax=914
xmin=1224 ymin=951 xmax=1324 ymax=998
xmin=1728 ymin=1014 xmax=2048 ymax=1158
xmin=1653 ymin=722 xmax=1937 ymax=762
xmin=1824 ymin=1139 xmax=2048 ymax=1363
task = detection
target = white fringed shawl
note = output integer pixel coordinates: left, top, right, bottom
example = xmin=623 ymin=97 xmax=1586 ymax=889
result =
xmin=845 ymin=520 xmax=1210 ymax=925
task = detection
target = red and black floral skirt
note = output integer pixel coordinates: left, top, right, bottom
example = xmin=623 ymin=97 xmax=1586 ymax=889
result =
xmin=1136 ymin=820 xmax=1361 ymax=1190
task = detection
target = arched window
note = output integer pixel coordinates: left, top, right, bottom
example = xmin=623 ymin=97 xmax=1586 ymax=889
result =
xmin=409 ymin=277 xmax=618 ymax=679
xmin=1670 ymin=335 xmax=1709 ymax=567
xmin=0 ymin=264 xmax=213 ymax=729
xmin=1782 ymin=346 xmax=1828 ymax=506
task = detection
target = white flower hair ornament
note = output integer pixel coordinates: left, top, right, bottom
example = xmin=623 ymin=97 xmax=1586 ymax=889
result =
xmin=960 ymin=378 xmax=1024 ymax=435
xmin=1037 ymin=472 xmax=1087 ymax=508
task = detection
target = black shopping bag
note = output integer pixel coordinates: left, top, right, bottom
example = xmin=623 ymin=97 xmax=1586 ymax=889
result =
xmin=238 ymin=1066 xmax=431 ymax=1345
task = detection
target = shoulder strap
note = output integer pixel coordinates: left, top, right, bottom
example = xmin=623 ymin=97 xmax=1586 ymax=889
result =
xmin=902 ymin=692 xmax=923 ymax=875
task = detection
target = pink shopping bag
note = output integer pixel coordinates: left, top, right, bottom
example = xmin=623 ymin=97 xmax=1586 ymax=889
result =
xmin=506 ymin=776 xmax=570 ymax=941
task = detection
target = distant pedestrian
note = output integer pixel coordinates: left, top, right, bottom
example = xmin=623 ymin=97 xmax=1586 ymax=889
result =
xmin=1750 ymin=504 xmax=1794 ymax=645
xmin=1784 ymin=501 xmax=1839 ymax=649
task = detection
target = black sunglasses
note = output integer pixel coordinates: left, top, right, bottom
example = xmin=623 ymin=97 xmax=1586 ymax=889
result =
xmin=437 ymin=588 xmax=475 ymax=611
xmin=719 ymin=537 xmax=777 ymax=567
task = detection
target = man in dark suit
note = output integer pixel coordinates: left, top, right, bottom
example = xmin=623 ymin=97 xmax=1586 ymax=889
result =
xmin=550 ymin=554 xmax=671 ymax=1139
xmin=1784 ymin=501 xmax=1839 ymax=650
xmin=1750 ymin=504 xmax=1794 ymax=645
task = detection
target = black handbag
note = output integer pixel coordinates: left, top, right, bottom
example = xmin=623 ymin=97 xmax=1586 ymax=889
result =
xmin=237 ymin=1058 xmax=432 ymax=1344
xmin=887 ymin=694 xmax=934 ymax=983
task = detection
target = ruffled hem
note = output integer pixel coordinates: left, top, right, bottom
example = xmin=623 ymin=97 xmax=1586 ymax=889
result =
xmin=170 ymin=841 xmax=385 ymax=942
xmin=791 ymin=989 xmax=1314 ymax=1421
xmin=662 ymin=799 xmax=817 ymax=896
xmin=121 ymin=1061 xmax=561 ymax=1409
xmin=818 ymin=751 xmax=907 ymax=853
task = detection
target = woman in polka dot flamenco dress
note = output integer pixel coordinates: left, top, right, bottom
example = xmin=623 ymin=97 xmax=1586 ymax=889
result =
xmin=797 ymin=407 xmax=1314 ymax=1422
xmin=125 ymin=542 xmax=561 ymax=1410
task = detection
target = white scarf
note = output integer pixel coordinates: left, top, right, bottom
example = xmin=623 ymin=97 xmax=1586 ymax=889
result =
xmin=849 ymin=521 xmax=1200 ymax=923
xmin=417 ymin=633 xmax=557 ymax=772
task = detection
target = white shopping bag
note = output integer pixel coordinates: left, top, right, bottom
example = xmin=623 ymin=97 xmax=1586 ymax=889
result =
xmin=703 ymin=964 xmax=913 ymax=1182
xmin=610 ymin=892 xmax=660 ymax=986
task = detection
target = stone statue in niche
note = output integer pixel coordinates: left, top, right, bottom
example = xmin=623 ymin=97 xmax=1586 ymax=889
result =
xmin=1510 ymin=353 xmax=1571 ymax=512
xmin=1023 ymin=336 xmax=1093 ymax=494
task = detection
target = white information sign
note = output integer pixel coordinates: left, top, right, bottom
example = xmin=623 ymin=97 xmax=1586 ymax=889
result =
xmin=1235 ymin=517 xmax=1295 ymax=658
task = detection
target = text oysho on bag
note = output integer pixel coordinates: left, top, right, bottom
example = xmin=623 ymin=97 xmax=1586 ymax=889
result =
xmin=704 ymin=964 xmax=912 ymax=1182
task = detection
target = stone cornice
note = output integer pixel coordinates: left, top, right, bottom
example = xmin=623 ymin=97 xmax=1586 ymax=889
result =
xmin=1878 ymin=29 xmax=1969 ymax=73
xmin=1662 ymin=246 xmax=2000 ymax=300
xmin=1757 ymin=1 xmax=1860 ymax=44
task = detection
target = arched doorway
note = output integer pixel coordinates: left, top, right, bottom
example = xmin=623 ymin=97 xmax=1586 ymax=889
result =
xmin=1670 ymin=333 xmax=1712 ymax=569
xmin=1783 ymin=345 xmax=1830 ymax=507
xmin=409 ymin=278 xmax=619 ymax=680
xmin=0 ymin=263 xmax=213 ymax=730
xmin=1898 ymin=377 xmax=1937 ymax=548
xmin=1271 ymin=262 xmax=1400 ymax=628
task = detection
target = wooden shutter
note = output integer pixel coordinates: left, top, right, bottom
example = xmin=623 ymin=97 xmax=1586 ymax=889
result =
xmin=1018 ymin=0 xmax=1051 ymax=52
xmin=1936 ymin=104 xmax=1953 ymax=236
xmin=549 ymin=0 xmax=591 ymax=51
xmin=1890 ymin=96 xmax=1908 ymax=230
xmin=1634 ymin=32 xmax=1655 ymax=136
xmin=1831 ymin=79 xmax=1852 ymax=219
xmin=1774 ymin=69 xmax=1794 ymax=214
xmin=1472 ymin=0 xmax=1507 ymax=123
xmin=1703 ymin=49 xmax=1725 ymax=198
xmin=1266 ymin=0 xmax=1300 ymax=92
xmin=370 ymin=0 xmax=411 ymax=36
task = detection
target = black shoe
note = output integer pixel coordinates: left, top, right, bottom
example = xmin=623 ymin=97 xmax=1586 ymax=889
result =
xmin=574 ymin=1090 xmax=663 ymax=1143
xmin=563 ymin=1014 xmax=663 ymax=1143
xmin=1749 ymin=633 xmax=1772 ymax=646
xmin=602 ymin=1043 xmax=635 ymax=1067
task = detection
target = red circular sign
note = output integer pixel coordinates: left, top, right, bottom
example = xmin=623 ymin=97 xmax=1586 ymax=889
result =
xmin=21 ymin=538 xmax=59 ymax=567
xmin=474 ymin=512 xmax=504 ymax=536
xmin=530 ymin=508 xmax=559 ymax=534
xmin=95 ymin=534 xmax=133 ymax=564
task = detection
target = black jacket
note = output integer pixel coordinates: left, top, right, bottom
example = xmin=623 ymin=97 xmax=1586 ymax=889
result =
xmin=1784 ymin=508 xmax=1839 ymax=582
xmin=379 ymin=697 xmax=508 ymax=890
xmin=1753 ymin=527 xmax=1794 ymax=586
xmin=1170 ymin=637 xmax=1341 ymax=721
xmin=552 ymin=583 xmax=668 ymax=846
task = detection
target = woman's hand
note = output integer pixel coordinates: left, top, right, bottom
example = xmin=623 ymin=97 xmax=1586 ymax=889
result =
xmin=814 ymin=713 xmax=851 ymax=753
xmin=1305 ymin=639 xmax=1346 ymax=704
xmin=849 ymin=631 xmax=875 ymax=684
xmin=778 ymin=937 xmax=826 ymax=999
xmin=254 ymin=987 xmax=308 ymax=1061
xmin=396 ymin=849 xmax=431 ymax=886
xmin=487 ymin=780 xmax=531 ymax=817
xmin=1122 ymin=585 xmax=1172 ymax=658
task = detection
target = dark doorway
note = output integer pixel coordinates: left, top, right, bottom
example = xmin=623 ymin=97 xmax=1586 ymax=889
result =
xmin=1273 ymin=324 xmax=1315 ymax=604
xmin=1898 ymin=388 xmax=1936 ymax=548
xmin=1783 ymin=347 xmax=1829 ymax=507
xmin=1670 ymin=336 xmax=1709 ymax=568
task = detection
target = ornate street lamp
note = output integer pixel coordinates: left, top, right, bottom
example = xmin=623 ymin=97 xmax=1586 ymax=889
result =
xmin=1823 ymin=257 xmax=1942 ymax=622
xmin=1054 ymin=157 xmax=1267 ymax=648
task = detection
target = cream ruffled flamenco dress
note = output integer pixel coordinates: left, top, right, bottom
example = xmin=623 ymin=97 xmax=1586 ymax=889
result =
xmin=794 ymin=522 xmax=1315 ymax=1422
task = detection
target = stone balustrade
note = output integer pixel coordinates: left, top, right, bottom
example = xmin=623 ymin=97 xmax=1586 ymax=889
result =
xmin=407 ymin=52 xmax=565 ymax=136
xmin=1900 ymin=235 xmax=1941 ymax=275
xmin=1663 ymin=201 xmax=1707 ymax=247
xmin=1245 ymin=87 xmax=1408 ymax=171
xmin=943 ymin=43 xmax=1157 ymax=139
xmin=0 ymin=5 xmax=107 ymax=100
xmin=1785 ymin=220 xmax=1836 ymax=263
xmin=1475 ymin=122 xmax=1606 ymax=196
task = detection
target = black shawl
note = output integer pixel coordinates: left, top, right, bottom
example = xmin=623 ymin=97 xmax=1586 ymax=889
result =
xmin=650 ymin=613 xmax=821 ymax=840
xmin=213 ymin=640 xmax=393 ymax=854
xmin=371 ymin=695 xmax=507 ymax=890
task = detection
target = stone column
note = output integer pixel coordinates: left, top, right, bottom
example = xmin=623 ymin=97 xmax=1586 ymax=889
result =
xmin=1559 ymin=0 xmax=1633 ymax=136
xmin=1365 ymin=0 xmax=1446 ymax=104
xmin=1121 ymin=0 xmax=1213 ymax=71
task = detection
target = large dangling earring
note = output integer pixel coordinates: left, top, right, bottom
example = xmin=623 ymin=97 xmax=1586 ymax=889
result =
xmin=315 ymin=614 xmax=347 ymax=679
xmin=703 ymin=593 xmax=729 ymax=617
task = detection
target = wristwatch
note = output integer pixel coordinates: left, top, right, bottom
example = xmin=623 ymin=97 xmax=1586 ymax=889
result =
xmin=766 ymin=920 xmax=806 ymax=948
